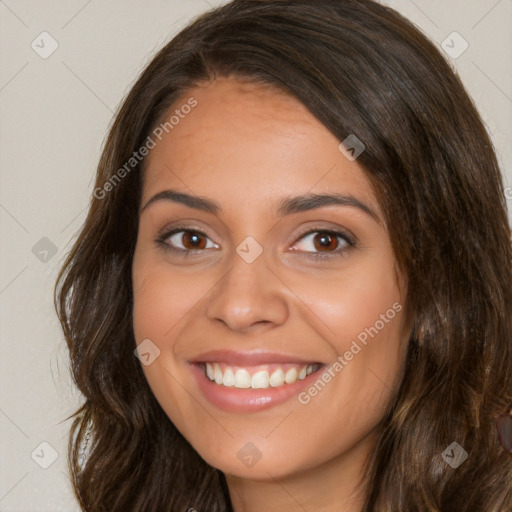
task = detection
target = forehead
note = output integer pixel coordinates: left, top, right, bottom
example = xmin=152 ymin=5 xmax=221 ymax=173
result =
xmin=142 ymin=78 xmax=379 ymax=219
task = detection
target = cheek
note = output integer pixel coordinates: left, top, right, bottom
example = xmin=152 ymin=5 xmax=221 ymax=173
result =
xmin=283 ymin=253 xmax=403 ymax=353
xmin=132 ymin=258 xmax=204 ymax=342
xmin=131 ymin=256 xmax=208 ymax=437
xmin=330 ymin=269 xmax=402 ymax=349
xmin=288 ymin=253 xmax=405 ymax=424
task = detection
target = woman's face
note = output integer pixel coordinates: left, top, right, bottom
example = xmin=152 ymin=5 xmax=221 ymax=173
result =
xmin=132 ymin=78 xmax=408 ymax=480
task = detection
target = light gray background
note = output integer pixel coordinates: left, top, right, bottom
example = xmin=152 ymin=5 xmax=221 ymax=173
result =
xmin=0 ymin=1 xmax=511 ymax=510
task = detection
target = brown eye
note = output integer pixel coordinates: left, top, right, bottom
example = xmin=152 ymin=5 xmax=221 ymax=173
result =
xmin=291 ymin=229 xmax=353 ymax=258
xmin=159 ymin=229 xmax=219 ymax=253
xmin=312 ymin=232 xmax=339 ymax=252
xmin=181 ymin=231 xmax=207 ymax=250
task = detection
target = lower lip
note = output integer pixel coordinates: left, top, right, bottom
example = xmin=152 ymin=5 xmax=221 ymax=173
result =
xmin=190 ymin=363 xmax=324 ymax=413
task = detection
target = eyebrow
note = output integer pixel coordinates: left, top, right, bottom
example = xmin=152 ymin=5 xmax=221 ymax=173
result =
xmin=140 ymin=189 xmax=378 ymax=220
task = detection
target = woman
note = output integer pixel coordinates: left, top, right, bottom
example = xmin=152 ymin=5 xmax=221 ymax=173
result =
xmin=54 ymin=0 xmax=512 ymax=510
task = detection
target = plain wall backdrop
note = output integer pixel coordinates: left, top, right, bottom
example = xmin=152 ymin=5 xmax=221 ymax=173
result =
xmin=0 ymin=0 xmax=511 ymax=510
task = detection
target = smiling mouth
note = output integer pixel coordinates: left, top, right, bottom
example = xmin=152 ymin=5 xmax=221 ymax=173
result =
xmin=200 ymin=362 xmax=323 ymax=389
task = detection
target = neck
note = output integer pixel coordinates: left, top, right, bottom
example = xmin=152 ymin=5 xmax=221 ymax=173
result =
xmin=226 ymin=431 xmax=376 ymax=512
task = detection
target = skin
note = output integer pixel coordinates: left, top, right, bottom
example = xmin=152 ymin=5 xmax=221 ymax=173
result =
xmin=132 ymin=78 xmax=409 ymax=511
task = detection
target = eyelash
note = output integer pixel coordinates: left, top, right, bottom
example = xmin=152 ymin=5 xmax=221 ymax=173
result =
xmin=155 ymin=225 xmax=356 ymax=260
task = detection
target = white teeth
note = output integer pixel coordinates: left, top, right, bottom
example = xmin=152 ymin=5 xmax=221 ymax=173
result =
xmin=269 ymin=368 xmax=285 ymax=387
xmin=213 ymin=363 xmax=223 ymax=385
xmin=285 ymin=368 xmax=298 ymax=384
xmin=204 ymin=362 xmax=320 ymax=389
xmin=234 ymin=369 xmax=252 ymax=388
xmin=222 ymin=368 xmax=235 ymax=387
xmin=251 ymin=370 xmax=270 ymax=389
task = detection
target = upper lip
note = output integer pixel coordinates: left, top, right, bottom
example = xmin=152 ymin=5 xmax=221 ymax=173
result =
xmin=189 ymin=350 xmax=323 ymax=366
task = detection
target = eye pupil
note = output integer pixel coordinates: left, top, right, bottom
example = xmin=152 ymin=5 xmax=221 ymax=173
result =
xmin=183 ymin=231 xmax=206 ymax=250
xmin=313 ymin=232 xmax=337 ymax=252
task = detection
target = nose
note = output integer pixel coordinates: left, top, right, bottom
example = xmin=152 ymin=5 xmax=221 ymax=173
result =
xmin=205 ymin=250 xmax=289 ymax=334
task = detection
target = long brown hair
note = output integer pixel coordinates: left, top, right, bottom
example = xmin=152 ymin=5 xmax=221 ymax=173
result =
xmin=54 ymin=0 xmax=512 ymax=510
